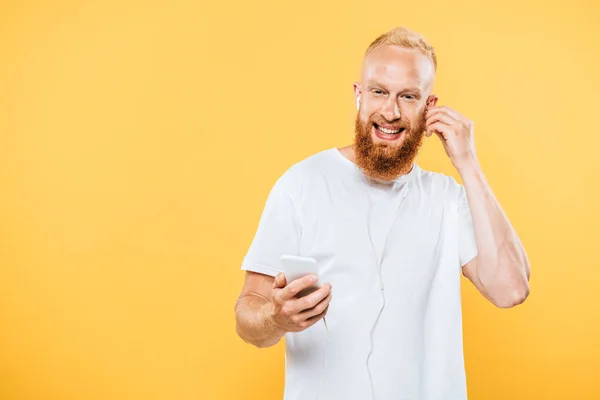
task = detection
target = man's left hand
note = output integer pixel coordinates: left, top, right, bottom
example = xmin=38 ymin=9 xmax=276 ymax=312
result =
xmin=425 ymin=105 xmax=477 ymax=171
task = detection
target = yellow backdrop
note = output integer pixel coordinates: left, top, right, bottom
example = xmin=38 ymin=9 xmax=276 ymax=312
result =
xmin=1 ymin=0 xmax=599 ymax=399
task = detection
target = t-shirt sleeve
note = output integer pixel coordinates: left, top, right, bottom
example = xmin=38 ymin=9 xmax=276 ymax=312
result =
xmin=240 ymin=171 xmax=302 ymax=277
xmin=457 ymin=182 xmax=478 ymax=267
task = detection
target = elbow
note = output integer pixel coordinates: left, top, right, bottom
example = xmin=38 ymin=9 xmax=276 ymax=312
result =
xmin=234 ymin=322 xmax=258 ymax=348
xmin=235 ymin=322 xmax=280 ymax=349
xmin=234 ymin=298 xmax=281 ymax=349
xmin=491 ymin=280 xmax=530 ymax=309
xmin=482 ymin=260 xmax=530 ymax=308
xmin=251 ymin=330 xmax=283 ymax=348
xmin=255 ymin=339 xmax=280 ymax=349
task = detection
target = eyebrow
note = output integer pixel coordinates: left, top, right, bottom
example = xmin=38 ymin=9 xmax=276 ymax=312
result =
xmin=366 ymin=81 xmax=422 ymax=94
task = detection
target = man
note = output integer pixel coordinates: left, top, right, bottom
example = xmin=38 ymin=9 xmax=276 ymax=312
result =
xmin=234 ymin=26 xmax=530 ymax=400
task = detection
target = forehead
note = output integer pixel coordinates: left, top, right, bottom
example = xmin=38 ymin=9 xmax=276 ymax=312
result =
xmin=361 ymin=45 xmax=435 ymax=92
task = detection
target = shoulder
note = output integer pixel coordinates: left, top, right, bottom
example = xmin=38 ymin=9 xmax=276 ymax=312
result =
xmin=416 ymin=166 xmax=464 ymax=203
xmin=273 ymin=148 xmax=338 ymax=192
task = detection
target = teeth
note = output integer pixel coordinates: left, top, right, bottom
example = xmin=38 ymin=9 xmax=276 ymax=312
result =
xmin=377 ymin=125 xmax=401 ymax=134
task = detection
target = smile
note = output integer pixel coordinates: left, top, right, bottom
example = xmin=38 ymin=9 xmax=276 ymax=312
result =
xmin=373 ymin=123 xmax=405 ymax=135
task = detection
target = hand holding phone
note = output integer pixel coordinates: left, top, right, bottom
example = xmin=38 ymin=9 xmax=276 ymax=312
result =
xmin=267 ymin=255 xmax=332 ymax=333
xmin=280 ymin=255 xmax=321 ymax=297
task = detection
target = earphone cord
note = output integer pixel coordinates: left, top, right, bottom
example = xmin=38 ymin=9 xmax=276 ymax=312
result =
xmin=314 ymin=163 xmax=411 ymax=400
xmin=315 ymin=316 xmax=328 ymax=400
xmin=353 ymin=164 xmax=411 ymax=400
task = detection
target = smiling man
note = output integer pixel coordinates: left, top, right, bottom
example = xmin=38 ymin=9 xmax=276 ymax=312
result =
xmin=235 ymin=26 xmax=530 ymax=400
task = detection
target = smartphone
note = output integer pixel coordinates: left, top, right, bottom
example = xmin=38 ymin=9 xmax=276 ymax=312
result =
xmin=280 ymin=255 xmax=320 ymax=297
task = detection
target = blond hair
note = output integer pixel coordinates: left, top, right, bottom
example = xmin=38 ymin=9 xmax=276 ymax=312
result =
xmin=365 ymin=26 xmax=437 ymax=71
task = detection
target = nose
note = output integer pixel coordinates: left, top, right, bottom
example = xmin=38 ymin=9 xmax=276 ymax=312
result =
xmin=380 ymin=98 xmax=400 ymax=122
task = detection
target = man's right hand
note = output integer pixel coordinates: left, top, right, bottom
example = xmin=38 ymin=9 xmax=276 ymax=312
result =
xmin=268 ymin=273 xmax=332 ymax=333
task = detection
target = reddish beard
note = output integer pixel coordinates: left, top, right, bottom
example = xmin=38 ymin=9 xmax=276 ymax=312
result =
xmin=353 ymin=111 xmax=426 ymax=183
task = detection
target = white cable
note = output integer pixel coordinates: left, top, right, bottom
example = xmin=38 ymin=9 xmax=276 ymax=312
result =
xmin=315 ymin=316 xmax=328 ymax=400
xmin=314 ymin=161 xmax=412 ymax=400
xmin=355 ymin=165 xmax=411 ymax=400
xmin=365 ymin=186 xmax=383 ymax=400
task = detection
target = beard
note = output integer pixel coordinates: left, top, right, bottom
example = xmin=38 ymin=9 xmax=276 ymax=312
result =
xmin=353 ymin=110 xmax=427 ymax=183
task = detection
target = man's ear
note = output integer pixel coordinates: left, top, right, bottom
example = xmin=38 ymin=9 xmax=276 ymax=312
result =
xmin=424 ymin=95 xmax=439 ymax=138
xmin=426 ymin=95 xmax=438 ymax=108
xmin=353 ymin=82 xmax=362 ymax=108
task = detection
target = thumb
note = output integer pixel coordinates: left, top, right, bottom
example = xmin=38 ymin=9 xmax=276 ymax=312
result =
xmin=273 ymin=272 xmax=287 ymax=289
xmin=425 ymin=124 xmax=437 ymax=138
xmin=434 ymin=131 xmax=452 ymax=157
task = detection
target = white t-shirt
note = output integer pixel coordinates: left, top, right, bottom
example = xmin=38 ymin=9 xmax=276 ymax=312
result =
xmin=241 ymin=147 xmax=478 ymax=400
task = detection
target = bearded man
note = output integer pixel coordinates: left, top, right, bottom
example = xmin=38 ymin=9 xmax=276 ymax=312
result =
xmin=234 ymin=26 xmax=530 ymax=400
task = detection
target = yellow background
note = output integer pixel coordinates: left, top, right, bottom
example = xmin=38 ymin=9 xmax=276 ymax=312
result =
xmin=1 ymin=0 xmax=599 ymax=399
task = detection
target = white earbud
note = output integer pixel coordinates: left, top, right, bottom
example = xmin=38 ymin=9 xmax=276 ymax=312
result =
xmin=356 ymin=95 xmax=361 ymax=110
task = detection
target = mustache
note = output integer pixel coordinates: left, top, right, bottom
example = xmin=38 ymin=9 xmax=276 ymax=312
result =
xmin=368 ymin=116 xmax=409 ymax=130
xmin=365 ymin=111 xmax=427 ymax=132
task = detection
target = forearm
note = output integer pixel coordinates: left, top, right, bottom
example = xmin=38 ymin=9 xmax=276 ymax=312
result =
xmin=235 ymin=293 xmax=286 ymax=348
xmin=459 ymin=158 xmax=530 ymax=301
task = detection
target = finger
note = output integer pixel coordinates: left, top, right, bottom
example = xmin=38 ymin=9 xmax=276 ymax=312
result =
xmin=295 ymin=282 xmax=332 ymax=312
xmin=426 ymin=111 xmax=458 ymax=130
xmin=273 ymin=272 xmax=287 ymax=289
xmin=304 ymin=307 xmax=328 ymax=325
xmin=425 ymin=113 xmax=453 ymax=136
xmin=296 ymin=307 xmax=328 ymax=331
xmin=433 ymin=131 xmax=452 ymax=157
xmin=426 ymin=121 xmax=453 ymax=140
xmin=434 ymin=131 xmax=448 ymax=145
xmin=281 ymin=274 xmax=319 ymax=300
xmin=297 ymin=292 xmax=332 ymax=321
xmin=426 ymin=105 xmax=463 ymax=121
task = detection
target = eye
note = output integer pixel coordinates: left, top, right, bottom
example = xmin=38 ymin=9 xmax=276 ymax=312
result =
xmin=403 ymin=94 xmax=415 ymax=100
xmin=372 ymin=89 xmax=385 ymax=95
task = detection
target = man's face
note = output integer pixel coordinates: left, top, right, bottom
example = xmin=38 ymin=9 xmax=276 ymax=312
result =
xmin=353 ymin=45 xmax=437 ymax=183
